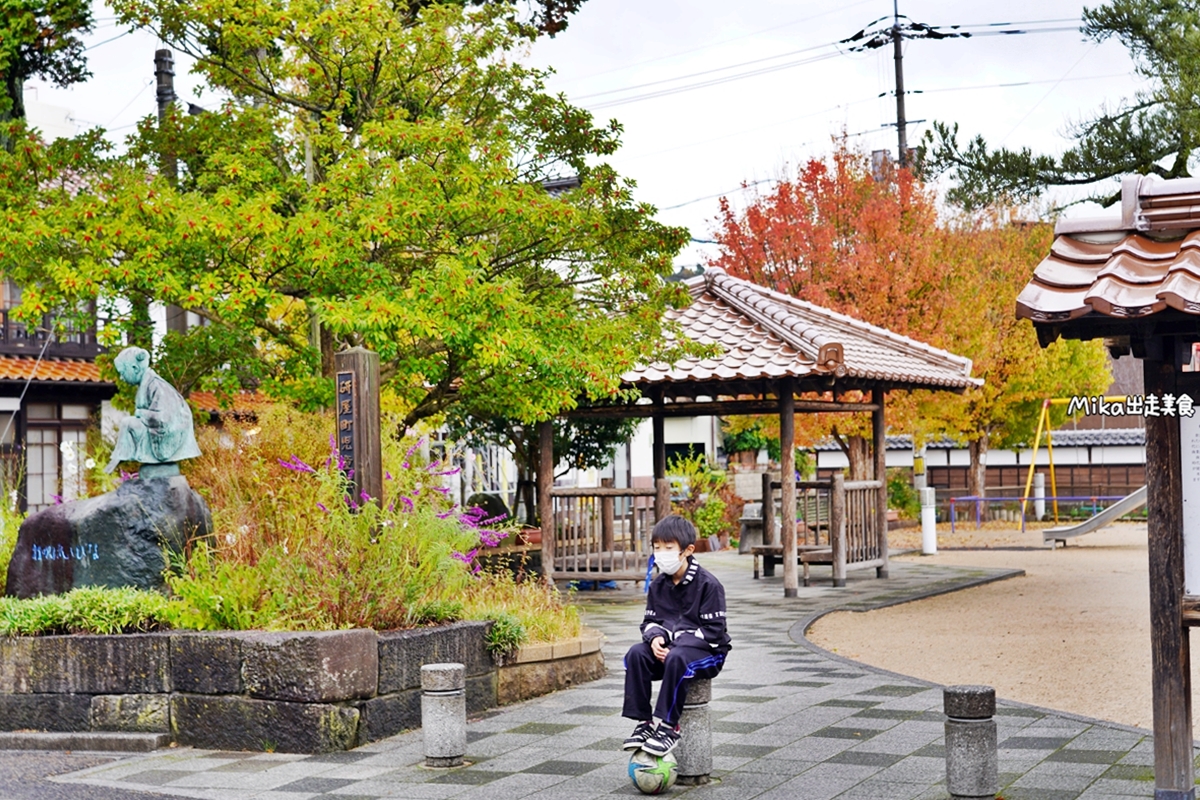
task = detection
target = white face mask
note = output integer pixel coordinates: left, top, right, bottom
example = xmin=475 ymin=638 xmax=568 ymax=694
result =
xmin=655 ymin=552 xmax=682 ymax=575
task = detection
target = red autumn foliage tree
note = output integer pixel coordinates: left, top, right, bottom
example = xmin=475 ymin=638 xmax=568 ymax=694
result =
xmin=709 ymin=143 xmax=953 ymax=478
xmin=708 ymin=142 xmax=1110 ymax=496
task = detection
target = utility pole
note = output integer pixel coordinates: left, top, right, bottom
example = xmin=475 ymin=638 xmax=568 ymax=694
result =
xmin=843 ymin=5 xmax=970 ymax=171
xmin=892 ymin=0 xmax=908 ymax=168
xmin=155 ymin=49 xmax=186 ymax=337
xmin=154 ymin=49 xmax=177 ymax=183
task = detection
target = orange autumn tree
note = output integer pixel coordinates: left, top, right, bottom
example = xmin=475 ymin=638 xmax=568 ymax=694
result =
xmin=708 ymin=143 xmax=1110 ymax=496
xmin=922 ymin=213 xmax=1109 ymax=496
xmin=709 ymin=143 xmax=953 ymax=478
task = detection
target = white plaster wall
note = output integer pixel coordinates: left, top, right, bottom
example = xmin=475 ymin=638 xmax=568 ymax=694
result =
xmin=24 ymin=97 xmax=77 ymax=141
xmin=628 ymin=415 xmax=719 ymax=480
xmin=663 ymin=416 xmax=715 ymax=451
xmin=630 ymin=419 xmax=653 ymax=478
xmin=1093 ymin=445 xmax=1146 ymax=465
xmin=99 ymin=400 xmax=126 ymax=444
xmin=817 ymin=450 xmax=849 ymax=469
xmin=986 ymin=450 xmax=1018 ymax=466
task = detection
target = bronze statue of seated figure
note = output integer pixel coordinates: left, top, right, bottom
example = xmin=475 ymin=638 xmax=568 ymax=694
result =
xmin=104 ymin=346 xmax=201 ymax=479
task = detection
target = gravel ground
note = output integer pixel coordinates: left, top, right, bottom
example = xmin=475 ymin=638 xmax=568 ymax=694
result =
xmin=806 ymin=522 xmax=1200 ymax=734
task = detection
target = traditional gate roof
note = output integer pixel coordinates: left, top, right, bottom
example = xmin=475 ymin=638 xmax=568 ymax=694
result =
xmin=0 ymin=356 xmax=108 ymax=385
xmin=621 ymin=267 xmax=979 ymax=398
xmin=1017 ymin=175 xmax=1200 ymax=346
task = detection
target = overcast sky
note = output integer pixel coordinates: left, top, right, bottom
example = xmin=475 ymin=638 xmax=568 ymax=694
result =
xmin=25 ymin=0 xmax=1147 ymax=271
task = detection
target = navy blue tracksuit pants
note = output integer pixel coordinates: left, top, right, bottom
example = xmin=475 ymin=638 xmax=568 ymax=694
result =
xmin=622 ymin=641 xmax=725 ymax=726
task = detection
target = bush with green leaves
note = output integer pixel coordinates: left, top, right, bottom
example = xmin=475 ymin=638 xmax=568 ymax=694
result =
xmin=887 ymin=469 xmax=921 ymax=520
xmin=0 ymin=587 xmax=176 ymax=636
xmin=667 ymin=453 xmax=732 ymax=540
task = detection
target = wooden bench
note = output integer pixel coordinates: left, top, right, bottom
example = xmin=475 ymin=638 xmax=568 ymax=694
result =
xmin=751 ymin=545 xmax=833 ymax=581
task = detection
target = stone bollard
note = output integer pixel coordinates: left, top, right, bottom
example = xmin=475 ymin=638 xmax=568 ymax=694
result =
xmin=421 ymin=663 xmax=466 ymax=767
xmin=944 ymin=685 xmax=998 ymax=799
xmin=675 ymin=678 xmax=712 ymax=785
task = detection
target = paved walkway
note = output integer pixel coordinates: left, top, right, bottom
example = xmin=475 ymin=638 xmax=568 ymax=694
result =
xmin=47 ymin=551 xmax=1171 ymax=800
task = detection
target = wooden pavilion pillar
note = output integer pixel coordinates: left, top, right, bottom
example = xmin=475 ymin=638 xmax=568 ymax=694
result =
xmin=652 ymin=395 xmax=666 ymax=481
xmin=1144 ymin=358 xmax=1193 ymax=798
xmin=779 ymin=377 xmax=798 ymax=597
xmin=537 ymin=420 xmax=555 ymax=586
xmin=873 ymin=390 xmax=889 ymax=578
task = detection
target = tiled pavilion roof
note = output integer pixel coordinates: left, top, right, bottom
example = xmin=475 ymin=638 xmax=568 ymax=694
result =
xmin=189 ymin=390 xmax=273 ymax=416
xmin=1017 ymin=175 xmax=1200 ymax=343
xmin=622 ymin=267 xmax=980 ymax=396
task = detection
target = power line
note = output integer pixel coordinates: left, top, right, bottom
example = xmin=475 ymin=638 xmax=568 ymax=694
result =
xmin=586 ymin=51 xmax=843 ymax=111
xmin=619 ymin=71 xmax=1132 ymax=163
xmin=1000 ymin=44 xmax=1099 ymax=145
xmin=579 ymin=15 xmax=1084 ymax=114
xmin=910 ymin=71 xmax=1132 ymax=96
xmin=842 ymin=10 xmax=1083 ymax=167
xmin=659 ymin=179 xmax=777 ymax=211
xmin=574 ymin=40 xmax=839 ymax=101
xmin=104 ymin=78 xmax=154 ymax=128
xmin=558 ymin=0 xmax=878 ymax=86
xmin=84 ymin=29 xmax=133 ymax=51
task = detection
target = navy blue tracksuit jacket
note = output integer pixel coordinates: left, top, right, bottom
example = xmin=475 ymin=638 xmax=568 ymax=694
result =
xmin=622 ymin=556 xmax=731 ymax=725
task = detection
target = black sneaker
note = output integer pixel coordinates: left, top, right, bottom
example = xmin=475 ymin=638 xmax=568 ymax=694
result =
xmin=640 ymin=722 xmax=681 ymax=756
xmin=622 ymin=721 xmax=655 ymax=751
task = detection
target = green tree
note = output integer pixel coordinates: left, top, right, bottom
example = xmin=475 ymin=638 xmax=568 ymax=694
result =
xmin=922 ymin=0 xmax=1200 ymax=209
xmin=423 ymin=0 xmax=589 ymax=36
xmin=0 ymin=2 xmax=689 ymax=424
xmin=448 ymin=414 xmax=638 ymax=525
xmin=0 ymin=0 xmax=93 ymax=128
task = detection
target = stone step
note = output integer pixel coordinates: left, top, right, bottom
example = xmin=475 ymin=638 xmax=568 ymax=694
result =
xmin=0 ymin=731 xmax=171 ymax=752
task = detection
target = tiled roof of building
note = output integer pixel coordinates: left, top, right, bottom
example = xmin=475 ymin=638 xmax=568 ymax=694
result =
xmin=811 ymin=429 xmax=1146 ymax=451
xmin=623 ymin=268 xmax=980 ymax=392
xmin=0 ymin=356 xmax=106 ymax=383
xmin=1018 ymin=175 xmax=1200 ymax=325
xmin=189 ymin=390 xmax=273 ymax=415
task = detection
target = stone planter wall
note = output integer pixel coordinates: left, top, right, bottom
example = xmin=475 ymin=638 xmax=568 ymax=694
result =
xmin=496 ymin=631 xmax=605 ymax=705
xmin=0 ymin=622 xmax=605 ymax=753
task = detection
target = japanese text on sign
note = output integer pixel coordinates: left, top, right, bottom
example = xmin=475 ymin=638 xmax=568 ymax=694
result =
xmin=31 ymin=542 xmax=99 ymax=563
xmin=336 ymin=371 xmax=355 ymax=474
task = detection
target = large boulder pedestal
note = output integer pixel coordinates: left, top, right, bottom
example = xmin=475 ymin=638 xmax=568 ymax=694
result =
xmin=4 ymin=475 xmax=211 ymax=599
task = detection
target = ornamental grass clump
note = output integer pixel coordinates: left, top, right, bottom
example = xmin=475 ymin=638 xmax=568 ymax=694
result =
xmin=171 ymin=406 xmax=580 ymax=641
xmin=0 ymin=476 xmax=24 ymax=591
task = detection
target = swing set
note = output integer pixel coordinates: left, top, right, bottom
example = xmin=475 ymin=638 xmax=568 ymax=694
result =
xmin=1019 ymin=395 xmax=1128 ymax=524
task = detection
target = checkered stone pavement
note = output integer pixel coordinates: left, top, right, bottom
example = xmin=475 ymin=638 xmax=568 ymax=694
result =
xmin=49 ymin=552 xmax=1176 ymax=799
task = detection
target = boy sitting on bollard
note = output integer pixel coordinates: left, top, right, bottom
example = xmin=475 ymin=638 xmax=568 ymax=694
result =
xmin=622 ymin=515 xmax=732 ymax=757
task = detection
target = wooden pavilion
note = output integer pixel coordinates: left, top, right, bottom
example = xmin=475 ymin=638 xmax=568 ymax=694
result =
xmin=1016 ymin=174 xmax=1200 ymax=799
xmin=536 ymin=266 xmax=980 ymax=596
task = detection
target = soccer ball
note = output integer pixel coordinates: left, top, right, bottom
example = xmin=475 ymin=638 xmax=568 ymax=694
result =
xmin=628 ymin=749 xmax=678 ymax=795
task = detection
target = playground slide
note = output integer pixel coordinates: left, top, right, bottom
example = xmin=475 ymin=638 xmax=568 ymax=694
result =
xmin=1042 ymin=485 xmax=1147 ymax=546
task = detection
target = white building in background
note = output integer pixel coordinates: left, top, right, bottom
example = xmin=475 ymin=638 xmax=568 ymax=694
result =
xmin=24 ymin=95 xmax=79 ymax=142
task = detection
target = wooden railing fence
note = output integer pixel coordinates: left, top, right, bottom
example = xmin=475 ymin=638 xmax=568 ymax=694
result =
xmin=543 ymin=478 xmax=671 ymax=582
xmin=763 ymin=474 xmax=885 ymax=585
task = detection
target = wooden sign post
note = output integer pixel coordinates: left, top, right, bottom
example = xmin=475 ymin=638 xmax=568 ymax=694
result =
xmin=334 ymin=347 xmax=383 ymax=510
